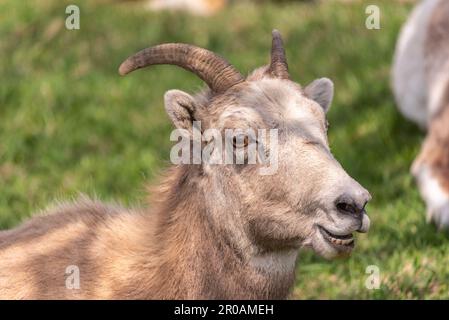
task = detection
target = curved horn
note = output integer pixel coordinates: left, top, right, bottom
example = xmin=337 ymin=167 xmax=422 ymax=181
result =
xmin=267 ymin=30 xmax=290 ymax=79
xmin=119 ymin=43 xmax=244 ymax=94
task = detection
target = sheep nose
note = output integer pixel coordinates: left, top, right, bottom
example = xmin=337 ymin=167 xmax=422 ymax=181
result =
xmin=335 ymin=190 xmax=371 ymax=218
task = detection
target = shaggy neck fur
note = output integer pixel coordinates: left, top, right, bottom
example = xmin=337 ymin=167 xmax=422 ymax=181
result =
xmin=139 ymin=165 xmax=297 ymax=299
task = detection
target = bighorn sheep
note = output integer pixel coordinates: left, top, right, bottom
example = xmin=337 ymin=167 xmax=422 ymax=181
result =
xmin=393 ymin=0 xmax=449 ymax=229
xmin=0 ymin=30 xmax=371 ymax=299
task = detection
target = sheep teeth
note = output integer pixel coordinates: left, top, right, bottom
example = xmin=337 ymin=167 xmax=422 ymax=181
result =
xmin=319 ymin=226 xmax=355 ymax=246
xmin=340 ymin=238 xmax=354 ymax=245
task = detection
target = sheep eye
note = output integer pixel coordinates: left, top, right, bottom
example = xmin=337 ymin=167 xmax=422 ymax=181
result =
xmin=304 ymin=140 xmax=320 ymax=146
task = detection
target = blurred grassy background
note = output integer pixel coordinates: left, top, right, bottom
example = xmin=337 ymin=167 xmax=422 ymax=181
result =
xmin=1 ymin=0 xmax=448 ymax=299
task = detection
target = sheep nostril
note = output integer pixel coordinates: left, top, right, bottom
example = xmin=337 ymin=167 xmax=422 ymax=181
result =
xmin=336 ymin=202 xmax=357 ymax=215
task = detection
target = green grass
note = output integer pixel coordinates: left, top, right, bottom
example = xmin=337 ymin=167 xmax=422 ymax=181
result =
xmin=1 ymin=0 xmax=448 ymax=299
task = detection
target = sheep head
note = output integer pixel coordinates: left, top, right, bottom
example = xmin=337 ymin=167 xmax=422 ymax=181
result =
xmin=119 ymin=30 xmax=371 ymax=260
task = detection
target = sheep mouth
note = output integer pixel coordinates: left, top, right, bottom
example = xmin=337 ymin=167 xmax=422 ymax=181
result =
xmin=318 ymin=226 xmax=354 ymax=247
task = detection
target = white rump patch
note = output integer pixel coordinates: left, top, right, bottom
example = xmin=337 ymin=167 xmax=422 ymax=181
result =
xmin=392 ymin=0 xmax=441 ymax=129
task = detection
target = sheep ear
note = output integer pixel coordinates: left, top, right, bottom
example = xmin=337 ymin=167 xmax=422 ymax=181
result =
xmin=304 ymin=78 xmax=334 ymax=113
xmin=164 ymin=90 xmax=197 ymax=131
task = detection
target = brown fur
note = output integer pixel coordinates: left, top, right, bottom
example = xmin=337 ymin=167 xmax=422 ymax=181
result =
xmin=0 ymin=166 xmax=295 ymax=299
